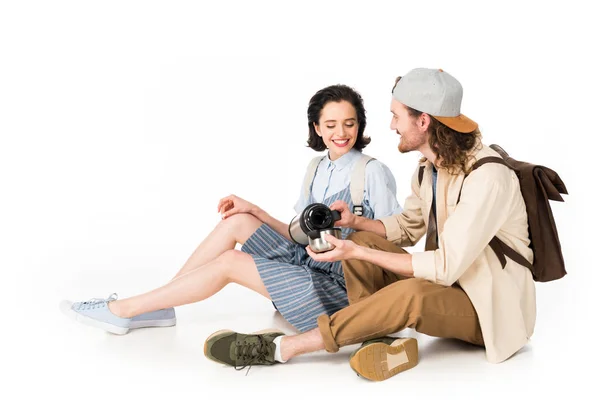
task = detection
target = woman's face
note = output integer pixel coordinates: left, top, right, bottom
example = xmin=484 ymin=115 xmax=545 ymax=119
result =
xmin=313 ymin=100 xmax=359 ymax=161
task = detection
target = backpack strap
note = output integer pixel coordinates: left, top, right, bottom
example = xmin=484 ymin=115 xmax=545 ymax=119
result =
xmin=350 ymin=154 xmax=375 ymax=216
xmin=489 ymin=237 xmax=533 ymax=270
xmin=303 ymin=156 xmax=325 ymax=201
xmin=457 ymin=157 xmax=514 ymax=203
xmin=471 ymin=156 xmax=514 ymax=172
xmin=457 ymin=156 xmax=532 ymax=271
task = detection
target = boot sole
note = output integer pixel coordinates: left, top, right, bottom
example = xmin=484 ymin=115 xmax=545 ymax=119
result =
xmin=349 ymin=338 xmax=418 ymax=381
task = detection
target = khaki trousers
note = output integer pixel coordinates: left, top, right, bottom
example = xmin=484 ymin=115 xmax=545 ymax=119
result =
xmin=317 ymin=231 xmax=485 ymax=352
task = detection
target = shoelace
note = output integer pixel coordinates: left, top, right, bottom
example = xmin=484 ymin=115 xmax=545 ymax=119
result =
xmin=76 ymin=293 xmax=118 ymax=311
xmin=233 ymin=335 xmax=271 ymax=376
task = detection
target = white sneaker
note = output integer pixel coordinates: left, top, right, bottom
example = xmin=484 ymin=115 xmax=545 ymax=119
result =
xmin=60 ymin=293 xmax=132 ymax=335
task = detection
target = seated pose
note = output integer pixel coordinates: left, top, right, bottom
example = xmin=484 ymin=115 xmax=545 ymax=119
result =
xmin=204 ymin=68 xmax=538 ymax=382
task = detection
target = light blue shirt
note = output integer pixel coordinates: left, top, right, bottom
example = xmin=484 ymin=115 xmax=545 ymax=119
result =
xmin=432 ymin=166 xmax=438 ymax=220
xmin=432 ymin=166 xmax=438 ymax=245
xmin=294 ymin=149 xmax=403 ymax=219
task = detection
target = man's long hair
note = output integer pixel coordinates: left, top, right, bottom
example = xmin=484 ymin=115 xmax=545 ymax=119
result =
xmin=407 ymin=107 xmax=482 ymax=173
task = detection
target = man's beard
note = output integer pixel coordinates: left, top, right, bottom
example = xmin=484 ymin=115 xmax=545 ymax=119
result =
xmin=397 ymin=132 xmax=425 ymax=153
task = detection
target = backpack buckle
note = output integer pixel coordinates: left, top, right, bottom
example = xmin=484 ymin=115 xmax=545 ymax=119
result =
xmin=352 ymin=205 xmax=364 ymax=216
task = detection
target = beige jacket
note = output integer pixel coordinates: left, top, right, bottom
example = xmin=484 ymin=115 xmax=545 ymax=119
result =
xmin=379 ymin=143 xmax=536 ymax=363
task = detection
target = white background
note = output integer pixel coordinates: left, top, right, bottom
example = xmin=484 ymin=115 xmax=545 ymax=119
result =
xmin=1 ymin=0 xmax=597 ymax=398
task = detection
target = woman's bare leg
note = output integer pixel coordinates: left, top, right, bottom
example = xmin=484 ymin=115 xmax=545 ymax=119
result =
xmin=109 ymin=249 xmax=269 ymax=318
xmin=172 ymin=214 xmax=262 ymax=279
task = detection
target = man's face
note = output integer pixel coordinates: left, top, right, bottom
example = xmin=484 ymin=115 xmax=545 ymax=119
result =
xmin=389 ymin=99 xmax=427 ymax=153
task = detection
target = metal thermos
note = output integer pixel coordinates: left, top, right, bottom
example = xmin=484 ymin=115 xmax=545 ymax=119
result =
xmin=288 ymin=203 xmax=342 ymax=253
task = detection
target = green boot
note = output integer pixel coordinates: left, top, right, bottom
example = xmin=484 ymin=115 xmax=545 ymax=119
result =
xmin=349 ymin=337 xmax=418 ymax=382
xmin=204 ymin=329 xmax=285 ymax=372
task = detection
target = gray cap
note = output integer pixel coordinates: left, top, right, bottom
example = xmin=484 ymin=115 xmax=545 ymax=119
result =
xmin=392 ymin=68 xmax=478 ymax=133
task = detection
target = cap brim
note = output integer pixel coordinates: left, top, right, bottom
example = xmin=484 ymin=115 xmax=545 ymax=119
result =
xmin=432 ymin=114 xmax=478 ymax=133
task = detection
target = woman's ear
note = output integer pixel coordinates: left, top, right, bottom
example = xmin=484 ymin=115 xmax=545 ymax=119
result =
xmin=313 ymin=122 xmax=322 ymax=137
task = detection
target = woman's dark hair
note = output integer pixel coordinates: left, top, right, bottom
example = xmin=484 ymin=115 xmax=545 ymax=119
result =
xmin=306 ymin=84 xmax=371 ymax=152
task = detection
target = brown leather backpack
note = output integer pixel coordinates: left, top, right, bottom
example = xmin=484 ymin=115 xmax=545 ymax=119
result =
xmin=418 ymin=144 xmax=568 ymax=282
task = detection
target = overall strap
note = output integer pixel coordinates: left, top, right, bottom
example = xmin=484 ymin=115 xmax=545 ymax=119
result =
xmin=303 ymin=156 xmax=325 ymax=201
xmin=350 ymin=154 xmax=375 ymax=215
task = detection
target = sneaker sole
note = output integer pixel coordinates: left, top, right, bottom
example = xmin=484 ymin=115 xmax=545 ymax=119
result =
xmin=129 ymin=318 xmax=177 ymax=329
xmin=60 ymin=300 xmax=129 ymax=335
xmin=203 ymin=329 xmax=284 ymax=366
xmin=349 ymin=338 xmax=418 ymax=382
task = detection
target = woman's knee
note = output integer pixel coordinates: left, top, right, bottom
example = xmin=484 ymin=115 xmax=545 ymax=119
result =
xmin=215 ymin=250 xmax=253 ymax=280
xmin=219 ymin=213 xmax=262 ymax=242
xmin=217 ymin=249 xmax=245 ymax=267
xmin=219 ymin=213 xmax=260 ymax=230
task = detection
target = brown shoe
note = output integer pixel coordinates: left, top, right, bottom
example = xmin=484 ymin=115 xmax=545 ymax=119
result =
xmin=349 ymin=337 xmax=418 ymax=381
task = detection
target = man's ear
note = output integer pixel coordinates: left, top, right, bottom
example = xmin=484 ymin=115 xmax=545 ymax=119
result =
xmin=419 ymin=113 xmax=431 ymax=132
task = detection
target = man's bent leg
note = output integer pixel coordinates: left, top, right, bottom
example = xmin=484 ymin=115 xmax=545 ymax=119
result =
xmin=317 ymin=277 xmax=484 ymax=353
xmin=343 ymin=231 xmax=409 ymax=304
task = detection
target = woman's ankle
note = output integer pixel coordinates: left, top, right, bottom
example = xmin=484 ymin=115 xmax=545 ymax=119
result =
xmin=108 ymin=300 xmax=133 ymax=318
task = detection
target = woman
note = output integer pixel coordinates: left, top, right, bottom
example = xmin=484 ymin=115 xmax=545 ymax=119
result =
xmin=60 ymin=84 xmax=403 ymax=334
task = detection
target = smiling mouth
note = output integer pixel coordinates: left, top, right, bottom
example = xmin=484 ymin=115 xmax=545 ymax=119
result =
xmin=332 ymin=139 xmax=350 ymax=147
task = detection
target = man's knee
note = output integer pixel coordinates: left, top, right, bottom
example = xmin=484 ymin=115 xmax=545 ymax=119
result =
xmin=395 ymin=278 xmax=429 ymax=310
xmin=348 ymin=231 xmax=408 ymax=256
xmin=400 ymin=278 xmax=427 ymax=293
xmin=347 ymin=231 xmax=381 ymax=247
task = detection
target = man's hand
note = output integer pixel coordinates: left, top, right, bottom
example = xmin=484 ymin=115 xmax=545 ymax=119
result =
xmin=329 ymin=200 xmax=356 ymax=229
xmin=305 ymin=234 xmax=360 ymax=262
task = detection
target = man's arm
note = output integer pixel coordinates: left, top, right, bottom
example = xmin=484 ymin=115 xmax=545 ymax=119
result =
xmin=411 ymin=165 xmax=515 ymax=286
xmin=356 ymin=244 xmax=414 ymax=277
xmin=377 ymin=165 xmax=427 ymax=247
xmin=347 ymin=216 xmax=387 ymax=237
xmin=309 ymin=193 xmax=415 ymax=275
xmin=310 ymin=165 xmax=517 ymax=288
xmin=331 ymin=164 xmax=426 ymax=241
xmin=305 ymin=232 xmax=414 ymax=277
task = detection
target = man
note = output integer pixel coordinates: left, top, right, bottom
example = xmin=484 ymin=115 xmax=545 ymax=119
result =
xmin=203 ymin=68 xmax=536 ymax=381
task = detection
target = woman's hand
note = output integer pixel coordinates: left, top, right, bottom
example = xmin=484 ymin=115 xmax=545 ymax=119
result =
xmin=305 ymin=234 xmax=359 ymax=262
xmin=329 ymin=200 xmax=356 ymax=229
xmin=217 ymin=195 xmax=258 ymax=219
